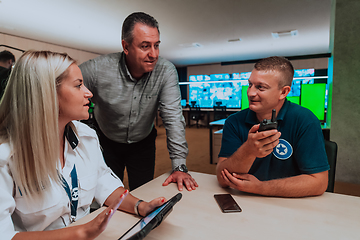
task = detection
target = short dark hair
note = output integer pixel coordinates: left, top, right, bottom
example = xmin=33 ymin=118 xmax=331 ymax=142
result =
xmin=254 ymin=56 xmax=294 ymax=87
xmin=121 ymin=12 xmax=160 ymax=44
xmin=0 ymin=50 xmax=15 ymax=63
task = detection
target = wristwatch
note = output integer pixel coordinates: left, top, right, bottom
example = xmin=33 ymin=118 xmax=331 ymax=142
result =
xmin=173 ymin=164 xmax=188 ymax=173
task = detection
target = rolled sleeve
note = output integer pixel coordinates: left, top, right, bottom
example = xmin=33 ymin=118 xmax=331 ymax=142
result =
xmin=94 ymin=162 xmax=123 ymax=206
xmin=158 ymin=66 xmax=188 ymax=168
xmin=74 ymin=121 xmax=124 ymax=206
xmin=87 ymin=134 xmax=124 ymax=206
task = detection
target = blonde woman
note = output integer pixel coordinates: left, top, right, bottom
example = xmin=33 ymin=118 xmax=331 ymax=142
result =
xmin=0 ymin=50 xmax=165 ymax=240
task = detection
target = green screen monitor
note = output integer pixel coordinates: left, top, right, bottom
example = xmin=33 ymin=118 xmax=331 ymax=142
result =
xmin=287 ymin=96 xmax=300 ymax=105
xmin=241 ymin=86 xmax=249 ymax=109
xmin=300 ymin=83 xmax=326 ymax=121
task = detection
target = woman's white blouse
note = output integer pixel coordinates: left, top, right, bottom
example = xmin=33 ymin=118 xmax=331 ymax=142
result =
xmin=0 ymin=121 xmax=123 ymax=240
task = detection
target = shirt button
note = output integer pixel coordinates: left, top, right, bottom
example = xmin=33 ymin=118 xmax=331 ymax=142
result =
xmin=134 ymin=97 xmax=136 ymax=99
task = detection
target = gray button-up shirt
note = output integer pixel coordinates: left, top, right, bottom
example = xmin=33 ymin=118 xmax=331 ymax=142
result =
xmin=79 ymin=52 xmax=188 ymax=168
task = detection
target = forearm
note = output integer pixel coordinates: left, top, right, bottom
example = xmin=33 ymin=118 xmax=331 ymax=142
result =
xmin=258 ymin=171 xmax=328 ymax=197
xmin=216 ymin=142 xmax=256 ymax=186
xmin=162 ymin=115 xmax=188 ymax=169
xmin=159 ymin=67 xmax=188 ymax=166
xmin=12 ymin=225 xmax=88 ymax=240
xmin=104 ymin=187 xmax=138 ymax=215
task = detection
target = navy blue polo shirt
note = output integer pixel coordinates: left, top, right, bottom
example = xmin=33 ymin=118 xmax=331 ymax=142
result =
xmin=219 ymin=99 xmax=330 ymax=181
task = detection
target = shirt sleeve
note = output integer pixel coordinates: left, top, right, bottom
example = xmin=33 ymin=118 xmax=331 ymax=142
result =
xmin=95 ymin=158 xmax=124 ymax=206
xmin=293 ymin=113 xmax=330 ymax=174
xmin=91 ymin=134 xmax=124 ymax=206
xmin=0 ymin=146 xmax=18 ymax=240
xmin=218 ymin=116 xmax=245 ymax=158
xmin=158 ymin=64 xmax=188 ymax=169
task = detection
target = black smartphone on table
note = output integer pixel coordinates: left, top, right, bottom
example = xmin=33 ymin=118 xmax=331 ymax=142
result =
xmin=214 ymin=194 xmax=242 ymax=213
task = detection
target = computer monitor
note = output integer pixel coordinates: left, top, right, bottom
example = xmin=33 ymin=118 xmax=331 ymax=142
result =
xmin=300 ymin=83 xmax=326 ymax=121
xmin=187 ymin=68 xmax=328 ymax=123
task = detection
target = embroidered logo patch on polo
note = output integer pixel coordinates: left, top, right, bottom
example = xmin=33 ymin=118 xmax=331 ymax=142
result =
xmin=273 ymin=139 xmax=293 ymax=160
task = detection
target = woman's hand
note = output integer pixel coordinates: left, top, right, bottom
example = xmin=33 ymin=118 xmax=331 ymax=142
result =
xmin=13 ymin=190 xmax=130 ymax=240
xmin=81 ymin=190 xmax=129 ymax=239
xmin=137 ymin=197 xmax=166 ymax=217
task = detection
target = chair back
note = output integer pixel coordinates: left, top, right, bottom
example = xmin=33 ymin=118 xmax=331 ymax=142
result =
xmin=324 ymin=140 xmax=338 ymax=192
xmin=213 ymin=105 xmax=228 ymax=121
xmin=188 ymin=105 xmax=204 ymax=127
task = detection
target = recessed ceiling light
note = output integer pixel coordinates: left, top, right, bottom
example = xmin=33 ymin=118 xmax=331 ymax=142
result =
xmin=179 ymin=43 xmax=203 ymax=48
xmin=272 ymin=30 xmax=298 ymax=39
xmin=228 ymin=38 xmax=241 ymax=42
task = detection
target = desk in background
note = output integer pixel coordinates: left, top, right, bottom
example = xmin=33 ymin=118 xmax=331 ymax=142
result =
xmin=182 ymin=108 xmax=238 ymax=128
xmin=73 ymin=172 xmax=360 ymax=240
xmin=209 ymin=119 xmax=226 ymax=164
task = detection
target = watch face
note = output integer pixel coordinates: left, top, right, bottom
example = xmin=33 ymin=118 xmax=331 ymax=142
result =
xmin=174 ymin=164 xmax=188 ymax=173
xmin=180 ymin=164 xmax=188 ymax=173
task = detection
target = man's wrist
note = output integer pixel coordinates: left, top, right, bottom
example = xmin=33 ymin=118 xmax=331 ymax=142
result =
xmin=172 ymin=164 xmax=188 ymax=173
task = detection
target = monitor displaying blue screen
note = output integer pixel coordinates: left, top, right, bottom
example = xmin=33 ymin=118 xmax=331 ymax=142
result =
xmin=188 ymin=73 xmax=249 ymax=108
xmin=189 ymin=69 xmax=316 ymax=108
xmin=187 ymin=68 xmax=328 ymax=123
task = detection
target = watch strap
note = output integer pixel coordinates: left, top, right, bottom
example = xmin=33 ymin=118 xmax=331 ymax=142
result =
xmin=134 ymin=199 xmax=144 ymax=216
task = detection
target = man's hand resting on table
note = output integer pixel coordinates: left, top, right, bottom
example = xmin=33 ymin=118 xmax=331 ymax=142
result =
xmin=163 ymin=171 xmax=198 ymax=191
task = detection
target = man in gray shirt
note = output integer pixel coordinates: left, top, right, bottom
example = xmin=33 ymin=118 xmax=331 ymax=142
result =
xmin=79 ymin=12 xmax=198 ymax=191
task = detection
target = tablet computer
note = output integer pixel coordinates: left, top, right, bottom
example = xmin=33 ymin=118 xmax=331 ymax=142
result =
xmin=118 ymin=193 xmax=182 ymax=240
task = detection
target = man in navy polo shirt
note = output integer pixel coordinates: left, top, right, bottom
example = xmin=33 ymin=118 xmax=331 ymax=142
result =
xmin=216 ymin=56 xmax=329 ymax=197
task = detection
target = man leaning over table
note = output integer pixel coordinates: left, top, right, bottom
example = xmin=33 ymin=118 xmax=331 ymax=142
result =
xmin=79 ymin=12 xmax=197 ymax=191
xmin=216 ymin=56 xmax=329 ymax=197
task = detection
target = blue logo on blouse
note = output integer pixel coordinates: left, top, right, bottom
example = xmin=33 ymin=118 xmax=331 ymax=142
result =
xmin=273 ymin=139 xmax=293 ymax=160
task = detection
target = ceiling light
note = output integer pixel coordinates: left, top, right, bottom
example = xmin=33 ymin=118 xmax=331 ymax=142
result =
xmin=228 ymin=38 xmax=241 ymax=42
xmin=272 ymin=30 xmax=298 ymax=39
xmin=179 ymin=43 xmax=203 ymax=48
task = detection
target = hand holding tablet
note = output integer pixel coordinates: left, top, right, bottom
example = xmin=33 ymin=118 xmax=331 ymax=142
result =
xmin=119 ymin=193 xmax=182 ymax=240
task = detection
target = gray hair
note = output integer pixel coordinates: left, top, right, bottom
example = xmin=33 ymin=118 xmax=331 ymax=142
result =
xmin=122 ymin=12 xmax=160 ymax=44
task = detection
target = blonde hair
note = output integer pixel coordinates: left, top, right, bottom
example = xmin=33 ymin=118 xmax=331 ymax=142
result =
xmin=0 ymin=50 xmax=76 ymax=200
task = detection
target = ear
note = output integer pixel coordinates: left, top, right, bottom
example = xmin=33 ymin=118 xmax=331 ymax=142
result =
xmin=6 ymin=59 xmax=13 ymax=68
xmin=279 ymin=86 xmax=291 ymax=100
xmin=122 ymin=40 xmax=129 ymax=55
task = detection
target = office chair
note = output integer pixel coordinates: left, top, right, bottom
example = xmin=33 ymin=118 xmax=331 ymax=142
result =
xmin=215 ymin=101 xmax=222 ymax=106
xmin=324 ymin=140 xmax=338 ymax=192
xmin=189 ymin=105 xmax=205 ymax=128
xmin=190 ymin=101 xmax=197 ymax=107
xmin=213 ymin=105 xmax=228 ymax=121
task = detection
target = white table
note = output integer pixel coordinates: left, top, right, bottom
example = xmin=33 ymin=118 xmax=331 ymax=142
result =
xmin=73 ymin=172 xmax=360 ymax=240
